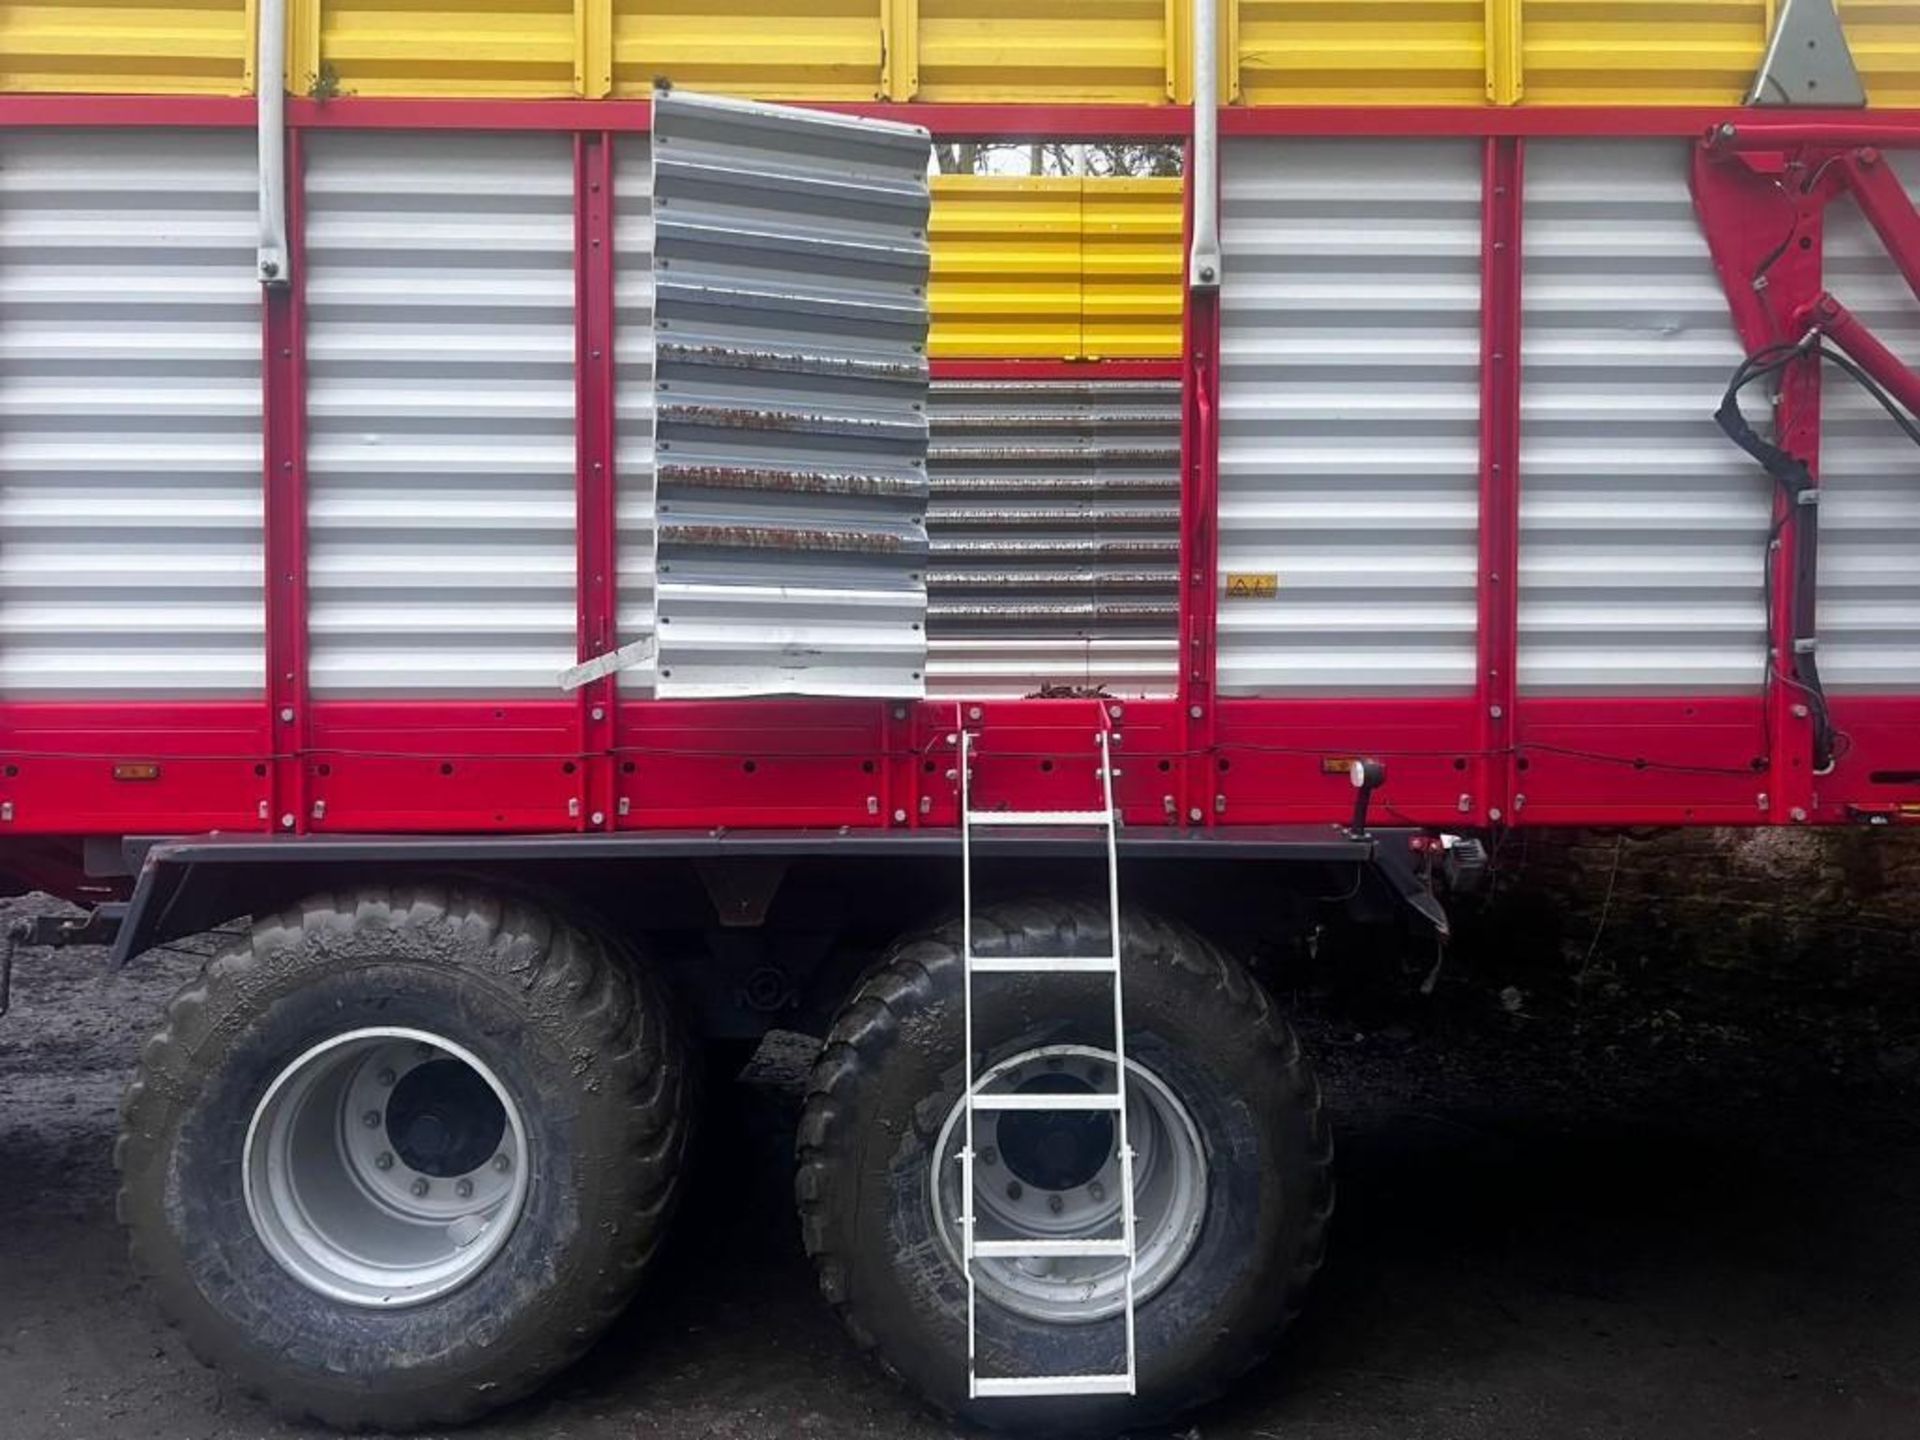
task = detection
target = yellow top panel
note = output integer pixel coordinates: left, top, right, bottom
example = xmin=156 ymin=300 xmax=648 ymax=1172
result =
xmin=6 ymin=1 xmax=1920 ymax=109
xmin=0 ymin=0 xmax=253 ymax=94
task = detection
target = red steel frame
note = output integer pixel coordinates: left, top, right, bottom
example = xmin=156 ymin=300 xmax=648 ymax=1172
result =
xmin=0 ymin=95 xmax=1917 ymax=843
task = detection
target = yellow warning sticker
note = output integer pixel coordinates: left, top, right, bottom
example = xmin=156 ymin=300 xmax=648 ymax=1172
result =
xmin=1224 ymin=573 xmax=1279 ymax=600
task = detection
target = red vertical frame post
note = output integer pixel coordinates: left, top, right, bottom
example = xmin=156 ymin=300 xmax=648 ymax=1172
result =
xmin=1477 ymin=137 xmax=1523 ymax=826
xmin=576 ymin=133 xmax=619 ymax=832
xmin=1177 ymin=139 xmax=1222 ymax=827
xmin=1691 ymin=141 xmax=1826 ymax=823
xmin=263 ymin=131 xmax=310 ymax=835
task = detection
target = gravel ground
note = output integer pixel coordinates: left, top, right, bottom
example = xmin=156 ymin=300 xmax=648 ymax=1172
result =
xmin=4 ymin=905 xmax=1920 ymax=1440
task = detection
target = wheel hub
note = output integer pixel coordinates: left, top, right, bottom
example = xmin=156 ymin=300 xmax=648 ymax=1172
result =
xmin=931 ymin=1044 xmax=1208 ymax=1325
xmin=243 ymin=1027 xmax=530 ymax=1308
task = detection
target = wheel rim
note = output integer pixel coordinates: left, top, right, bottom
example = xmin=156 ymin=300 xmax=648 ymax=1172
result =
xmin=243 ymin=1026 xmax=530 ymax=1308
xmin=930 ymin=1044 xmax=1208 ymax=1325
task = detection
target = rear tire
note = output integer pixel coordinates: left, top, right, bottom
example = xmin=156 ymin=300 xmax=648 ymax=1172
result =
xmin=117 ymin=887 xmax=694 ymax=1430
xmin=796 ymin=898 xmax=1332 ymax=1433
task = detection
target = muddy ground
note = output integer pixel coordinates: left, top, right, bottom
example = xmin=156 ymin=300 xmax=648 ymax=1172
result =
xmin=4 ymin=891 xmax=1920 ymax=1440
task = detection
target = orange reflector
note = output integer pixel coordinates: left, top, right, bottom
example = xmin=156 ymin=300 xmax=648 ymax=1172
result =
xmin=112 ymin=763 xmax=161 ymax=782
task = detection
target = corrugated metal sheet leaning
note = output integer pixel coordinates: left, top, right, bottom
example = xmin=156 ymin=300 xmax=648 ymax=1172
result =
xmin=647 ymin=87 xmax=932 ymax=698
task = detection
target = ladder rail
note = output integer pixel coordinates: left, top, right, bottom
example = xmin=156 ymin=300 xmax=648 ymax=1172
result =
xmin=958 ymin=701 xmax=1139 ymax=1399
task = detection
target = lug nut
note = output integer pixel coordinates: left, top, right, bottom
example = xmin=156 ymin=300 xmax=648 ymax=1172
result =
xmin=492 ymin=1154 xmax=512 ymax=1173
xmin=411 ymin=1178 xmax=431 ymax=1198
xmin=456 ymin=1178 xmax=474 ymax=1199
xmin=361 ymin=1109 xmax=382 ymax=1129
xmin=1088 ymin=1181 xmax=1105 ymax=1202
xmin=374 ymin=1152 xmax=394 ymax=1171
xmin=1006 ymin=1181 xmax=1023 ymax=1201
xmin=980 ymin=1147 xmax=998 ymax=1167
xmin=377 ymin=1068 xmax=396 ymax=1087
xmin=1048 ymin=1194 xmax=1065 ymax=1215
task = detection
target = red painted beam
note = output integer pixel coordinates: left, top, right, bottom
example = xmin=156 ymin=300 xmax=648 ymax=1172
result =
xmin=575 ymin=133 xmax=619 ymax=834
xmin=1476 ymin=137 xmax=1523 ymax=829
xmin=262 ymin=132 xmax=310 ymax=836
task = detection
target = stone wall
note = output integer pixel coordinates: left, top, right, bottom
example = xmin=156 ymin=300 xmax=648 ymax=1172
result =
xmin=1455 ymin=828 xmax=1920 ymax=1017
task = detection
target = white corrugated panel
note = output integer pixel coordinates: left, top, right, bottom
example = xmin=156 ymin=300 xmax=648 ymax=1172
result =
xmin=304 ymin=133 xmax=577 ymax=696
xmin=613 ymin=136 xmax=657 ymax=693
xmin=0 ymin=130 xmax=262 ymax=697
xmin=1520 ymin=139 xmax=1770 ymax=694
xmin=1816 ymin=149 xmax=1920 ymax=692
xmin=1217 ymin=138 xmax=1482 ymax=696
xmin=926 ymin=379 xmax=1178 ymax=697
xmin=648 ymin=90 xmax=930 ymax=699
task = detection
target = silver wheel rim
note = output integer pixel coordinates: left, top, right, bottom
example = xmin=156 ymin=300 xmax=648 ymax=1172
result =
xmin=243 ymin=1026 xmax=530 ymax=1308
xmin=930 ymin=1044 xmax=1208 ymax=1325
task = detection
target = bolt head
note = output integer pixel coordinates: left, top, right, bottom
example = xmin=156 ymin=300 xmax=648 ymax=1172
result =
xmin=1088 ymin=1181 xmax=1105 ymax=1202
xmin=1048 ymin=1193 xmax=1065 ymax=1215
xmin=377 ymin=1068 xmax=396 ymax=1087
xmin=279 ymin=813 xmax=296 ymax=830
xmin=492 ymin=1153 xmax=512 ymax=1173
xmin=361 ymin=1109 xmax=382 ymax=1129
xmin=980 ymin=1147 xmax=998 ymax=1168
xmin=1188 ymin=807 xmax=1203 ymax=822
xmin=590 ymin=811 xmax=605 ymax=826
xmin=374 ymin=1152 xmax=394 ymax=1171
xmin=411 ymin=1178 xmax=431 ymax=1198
xmin=456 ymin=1178 xmax=475 ymax=1199
xmin=892 ymin=808 xmax=907 ymax=823
xmin=278 ymin=706 xmax=294 ymax=723
xmin=1005 ymin=1181 xmax=1023 ymax=1201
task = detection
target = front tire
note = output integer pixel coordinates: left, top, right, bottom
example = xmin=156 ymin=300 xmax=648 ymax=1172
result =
xmin=117 ymin=887 xmax=694 ymax=1430
xmin=796 ymin=898 xmax=1332 ymax=1433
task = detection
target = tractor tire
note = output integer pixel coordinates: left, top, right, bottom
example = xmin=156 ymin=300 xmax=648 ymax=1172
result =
xmin=796 ymin=898 xmax=1332 ymax=1434
xmin=117 ymin=886 xmax=694 ymax=1430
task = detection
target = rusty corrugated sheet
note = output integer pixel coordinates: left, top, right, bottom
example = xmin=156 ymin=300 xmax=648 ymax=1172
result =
xmin=648 ymin=89 xmax=932 ymax=698
xmin=926 ymin=380 xmax=1180 ymax=697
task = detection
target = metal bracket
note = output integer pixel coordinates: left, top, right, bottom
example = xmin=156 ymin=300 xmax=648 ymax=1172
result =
xmin=694 ymin=857 xmax=790 ymax=927
xmin=559 ymin=636 xmax=656 ymax=692
xmin=1747 ymin=0 xmax=1867 ymax=108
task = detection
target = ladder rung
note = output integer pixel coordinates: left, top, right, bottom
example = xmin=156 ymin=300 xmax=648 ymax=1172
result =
xmin=966 ymin=954 xmax=1118 ymax=974
xmin=967 ymin=809 xmax=1111 ymax=828
xmin=969 ymin=1091 xmax=1123 ymax=1112
xmin=972 ymin=1374 xmax=1135 ymax=1398
xmin=971 ymin=1237 xmax=1133 ymax=1259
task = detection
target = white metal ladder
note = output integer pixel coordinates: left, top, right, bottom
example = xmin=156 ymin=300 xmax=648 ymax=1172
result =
xmin=957 ymin=719 xmax=1138 ymax=1399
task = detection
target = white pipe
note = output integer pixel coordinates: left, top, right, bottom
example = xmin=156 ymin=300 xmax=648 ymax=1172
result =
xmin=257 ymin=0 xmax=289 ymax=287
xmin=1188 ymin=0 xmax=1221 ymax=291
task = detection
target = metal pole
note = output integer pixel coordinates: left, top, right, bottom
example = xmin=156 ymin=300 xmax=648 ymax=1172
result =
xmin=257 ymin=0 xmax=290 ymax=286
xmin=1188 ymin=0 xmax=1221 ymax=290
